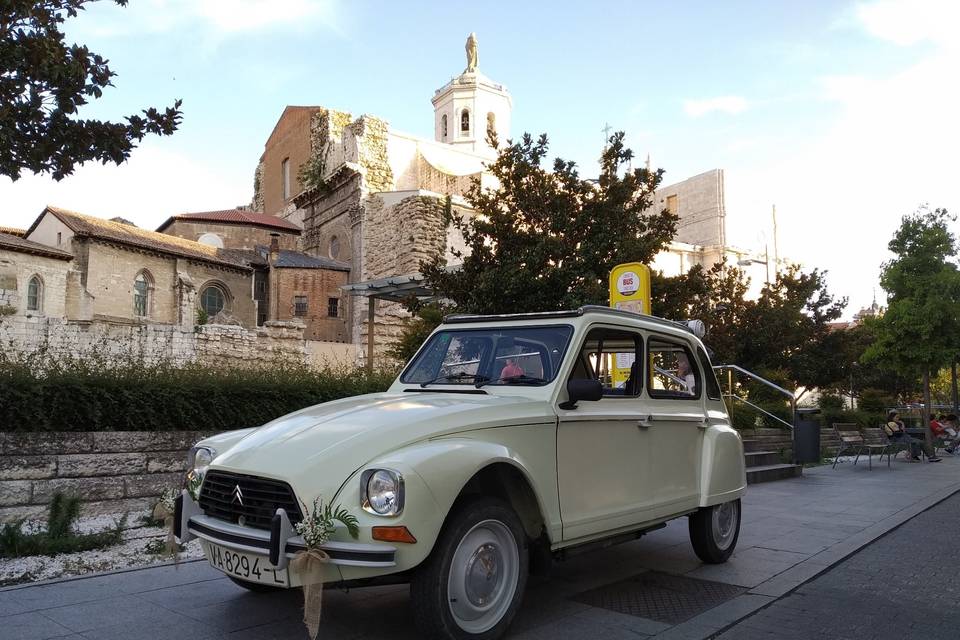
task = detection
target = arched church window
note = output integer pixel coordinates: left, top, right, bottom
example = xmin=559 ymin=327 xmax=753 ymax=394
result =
xmin=133 ymin=270 xmax=153 ymax=317
xmin=329 ymin=235 xmax=341 ymax=260
xmin=200 ymin=284 xmax=227 ymax=318
xmin=486 ymin=112 xmax=496 ymax=138
xmin=441 ymin=114 xmax=448 ymax=141
xmin=461 ymin=109 xmax=470 ymax=135
xmin=27 ymin=275 xmax=43 ymax=312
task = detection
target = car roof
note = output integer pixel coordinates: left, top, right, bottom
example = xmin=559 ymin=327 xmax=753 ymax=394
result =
xmin=443 ymin=305 xmax=700 ymax=338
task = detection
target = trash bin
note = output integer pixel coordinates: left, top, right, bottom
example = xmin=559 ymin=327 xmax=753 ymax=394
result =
xmin=793 ymin=408 xmax=821 ymax=464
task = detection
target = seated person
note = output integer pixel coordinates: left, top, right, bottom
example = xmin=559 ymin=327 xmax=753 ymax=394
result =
xmin=884 ymin=411 xmax=941 ymax=462
xmin=932 ymin=414 xmax=959 ymax=453
xmin=499 ymin=357 xmax=523 ymax=380
xmin=676 ymin=353 xmax=696 ymax=395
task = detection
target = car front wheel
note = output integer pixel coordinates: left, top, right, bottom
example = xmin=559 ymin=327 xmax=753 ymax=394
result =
xmin=411 ymin=498 xmax=529 ymax=639
xmin=689 ymin=498 xmax=741 ymax=564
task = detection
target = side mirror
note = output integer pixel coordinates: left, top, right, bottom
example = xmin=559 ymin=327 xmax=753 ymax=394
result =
xmin=559 ymin=378 xmax=603 ymax=410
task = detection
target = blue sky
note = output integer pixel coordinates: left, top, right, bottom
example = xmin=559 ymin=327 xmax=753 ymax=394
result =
xmin=2 ymin=0 xmax=958 ymax=317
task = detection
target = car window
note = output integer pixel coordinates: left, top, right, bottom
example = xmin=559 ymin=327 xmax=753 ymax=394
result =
xmin=696 ymin=346 xmax=722 ymax=401
xmin=401 ymin=325 xmax=574 ymax=385
xmin=575 ymin=327 xmax=643 ymax=397
xmin=648 ymin=337 xmax=701 ymax=399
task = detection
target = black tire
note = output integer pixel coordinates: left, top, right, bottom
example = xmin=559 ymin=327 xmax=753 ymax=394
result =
xmin=689 ymin=498 xmax=741 ymax=564
xmin=228 ymin=576 xmax=285 ymax=593
xmin=411 ymin=497 xmax=529 ymax=640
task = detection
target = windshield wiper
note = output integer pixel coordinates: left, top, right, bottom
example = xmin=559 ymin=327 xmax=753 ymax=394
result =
xmin=476 ymin=374 xmax=548 ymax=388
xmin=420 ymin=372 xmax=489 ymax=388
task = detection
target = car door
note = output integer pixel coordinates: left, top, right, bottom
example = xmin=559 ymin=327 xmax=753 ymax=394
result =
xmin=643 ymin=334 xmax=707 ymax=519
xmin=556 ymin=325 xmax=656 ymax=542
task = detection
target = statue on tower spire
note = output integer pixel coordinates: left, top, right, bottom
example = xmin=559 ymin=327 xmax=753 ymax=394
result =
xmin=465 ymin=33 xmax=479 ymax=72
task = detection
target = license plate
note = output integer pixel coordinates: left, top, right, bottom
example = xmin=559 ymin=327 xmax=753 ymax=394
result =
xmin=202 ymin=541 xmax=290 ymax=587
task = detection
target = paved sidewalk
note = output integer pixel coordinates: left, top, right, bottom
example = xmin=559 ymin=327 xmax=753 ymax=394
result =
xmin=715 ymin=490 xmax=960 ymax=640
xmin=2 ymin=454 xmax=959 ymax=640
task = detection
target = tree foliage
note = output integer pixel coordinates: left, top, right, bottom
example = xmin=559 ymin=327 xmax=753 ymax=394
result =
xmin=420 ymin=132 xmax=677 ymax=314
xmin=1 ymin=0 xmax=183 ymax=180
xmin=653 ymin=261 xmax=846 ymax=391
xmin=863 ymin=207 xmax=960 ymax=426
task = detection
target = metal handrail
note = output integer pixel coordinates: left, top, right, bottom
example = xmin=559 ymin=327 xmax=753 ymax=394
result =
xmin=723 ymin=394 xmax=795 ymax=430
xmin=713 ymin=364 xmax=797 ymax=430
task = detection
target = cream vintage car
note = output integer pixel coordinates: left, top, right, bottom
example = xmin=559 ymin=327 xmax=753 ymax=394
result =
xmin=174 ymin=306 xmax=746 ymax=639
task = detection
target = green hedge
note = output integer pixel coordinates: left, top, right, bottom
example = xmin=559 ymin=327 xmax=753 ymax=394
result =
xmin=0 ymin=355 xmax=397 ymax=432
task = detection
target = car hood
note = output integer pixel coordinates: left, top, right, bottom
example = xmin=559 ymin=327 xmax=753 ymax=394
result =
xmin=209 ymin=391 xmax=556 ymax=500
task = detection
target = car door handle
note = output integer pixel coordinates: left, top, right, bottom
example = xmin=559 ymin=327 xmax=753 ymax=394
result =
xmin=637 ymin=415 xmax=653 ymax=429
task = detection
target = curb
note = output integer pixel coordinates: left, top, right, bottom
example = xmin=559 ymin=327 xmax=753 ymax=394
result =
xmin=0 ymin=558 xmax=206 ymax=593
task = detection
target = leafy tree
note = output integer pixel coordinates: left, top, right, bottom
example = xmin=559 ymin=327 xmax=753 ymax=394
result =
xmin=863 ymin=207 xmax=960 ymax=441
xmin=1 ymin=0 xmax=182 ymax=180
xmin=653 ymin=260 xmax=846 ymax=393
xmin=386 ymin=300 xmax=452 ymax=363
xmin=420 ymin=132 xmax=676 ymax=314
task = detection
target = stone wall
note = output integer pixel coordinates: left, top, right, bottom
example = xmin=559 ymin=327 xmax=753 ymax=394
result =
xmin=161 ymin=220 xmax=300 ymax=251
xmin=359 ymin=193 xmax=447 ymax=356
xmin=0 ymin=248 xmax=71 ymax=318
xmin=0 ymin=316 xmax=346 ymax=368
xmin=653 ymin=169 xmax=726 ymax=247
xmin=0 ymin=430 xmax=217 ymax=523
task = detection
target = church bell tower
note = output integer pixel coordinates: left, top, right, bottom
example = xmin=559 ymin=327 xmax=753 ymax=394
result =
xmin=432 ymin=33 xmax=512 ymax=157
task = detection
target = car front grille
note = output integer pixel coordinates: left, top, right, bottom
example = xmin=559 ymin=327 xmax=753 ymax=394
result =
xmin=198 ymin=470 xmax=303 ymax=530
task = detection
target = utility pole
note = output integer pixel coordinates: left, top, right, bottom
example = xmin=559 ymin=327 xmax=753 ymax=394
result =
xmin=772 ymin=204 xmax=779 ymax=277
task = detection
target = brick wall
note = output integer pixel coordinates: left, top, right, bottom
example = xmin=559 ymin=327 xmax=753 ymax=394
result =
xmin=273 ymin=268 xmax=349 ymax=342
xmin=262 ymin=106 xmax=323 ymax=216
xmin=0 ymin=431 xmax=217 ymax=523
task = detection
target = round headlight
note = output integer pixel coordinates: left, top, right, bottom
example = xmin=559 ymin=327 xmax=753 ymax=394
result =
xmin=362 ymin=469 xmax=404 ymax=516
xmin=188 ymin=445 xmax=216 ymax=473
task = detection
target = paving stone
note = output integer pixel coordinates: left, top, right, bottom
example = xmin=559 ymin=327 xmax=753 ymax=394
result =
xmin=0 ymin=611 xmax=74 ymax=640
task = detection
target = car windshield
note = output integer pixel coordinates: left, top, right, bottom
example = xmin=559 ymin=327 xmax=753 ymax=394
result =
xmin=400 ymin=325 xmax=575 ymax=387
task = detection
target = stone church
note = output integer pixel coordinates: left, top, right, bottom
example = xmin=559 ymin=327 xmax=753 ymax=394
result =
xmin=250 ymin=35 xmax=752 ymax=360
xmin=251 ymin=36 xmax=515 ymax=355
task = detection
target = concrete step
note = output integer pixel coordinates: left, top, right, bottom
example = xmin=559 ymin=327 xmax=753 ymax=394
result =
xmin=742 ymin=438 xmax=792 ymax=453
xmin=744 ymin=451 xmax=782 ymax=467
xmin=746 ymin=463 xmax=803 ymax=484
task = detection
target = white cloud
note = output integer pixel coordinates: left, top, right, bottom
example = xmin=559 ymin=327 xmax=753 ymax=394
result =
xmin=682 ymin=96 xmax=749 ymax=118
xmin=855 ymin=0 xmax=959 ymax=48
xmin=0 ymin=145 xmax=251 ymax=232
xmin=724 ymin=0 xmax=960 ymax=318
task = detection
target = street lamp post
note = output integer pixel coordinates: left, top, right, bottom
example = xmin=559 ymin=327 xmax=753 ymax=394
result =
xmin=737 ymin=245 xmax=771 ymax=285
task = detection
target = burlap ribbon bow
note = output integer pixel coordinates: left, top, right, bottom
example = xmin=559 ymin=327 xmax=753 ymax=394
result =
xmin=291 ymin=548 xmax=330 ymax=639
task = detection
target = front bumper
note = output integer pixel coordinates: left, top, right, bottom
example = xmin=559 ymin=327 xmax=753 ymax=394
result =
xmin=174 ymin=490 xmax=397 ymax=570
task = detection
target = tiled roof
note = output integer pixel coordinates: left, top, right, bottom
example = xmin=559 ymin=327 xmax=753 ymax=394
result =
xmin=156 ymin=209 xmax=301 ymax=233
xmin=219 ymin=247 xmax=351 ymax=272
xmin=34 ymin=207 xmax=250 ymax=270
xmin=0 ymin=232 xmax=73 ymax=260
xmin=0 ymin=226 xmax=26 ymax=237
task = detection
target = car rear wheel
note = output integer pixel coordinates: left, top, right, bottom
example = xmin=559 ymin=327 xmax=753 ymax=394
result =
xmin=411 ymin=498 xmax=529 ymax=639
xmin=689 ymin=498 xmax=741 ymax=564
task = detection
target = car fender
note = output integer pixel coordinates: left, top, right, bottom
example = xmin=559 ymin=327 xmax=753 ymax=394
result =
xmin=335 ymin=437 xmax=554 ymax=573
xmin=699 ymin=422 xmax=747 ymax=507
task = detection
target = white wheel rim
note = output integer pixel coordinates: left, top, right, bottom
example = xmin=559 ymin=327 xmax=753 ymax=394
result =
xmin=711 ymin=501 xmax=739 ymax=551
xmin=447 ymin=519 xmax=519 ymax=634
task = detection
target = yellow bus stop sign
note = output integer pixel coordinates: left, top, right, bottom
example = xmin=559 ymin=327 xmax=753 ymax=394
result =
xmin=609 ymin=262 xmax=651 ymax=388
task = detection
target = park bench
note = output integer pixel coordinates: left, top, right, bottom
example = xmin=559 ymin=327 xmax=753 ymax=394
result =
xmin=832 ymin=423 xmax=888 ymax=470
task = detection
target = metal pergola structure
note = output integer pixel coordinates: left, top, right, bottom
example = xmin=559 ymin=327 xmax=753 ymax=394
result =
xmin=341 ymin=272 xmax=440 ymax=370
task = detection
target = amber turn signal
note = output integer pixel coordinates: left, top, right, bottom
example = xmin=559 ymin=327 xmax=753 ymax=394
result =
xmin=372 ymin=526 xmax=417 ymax=544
